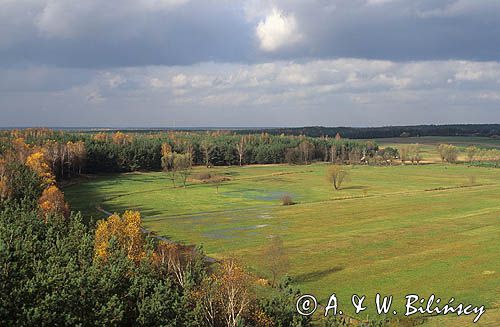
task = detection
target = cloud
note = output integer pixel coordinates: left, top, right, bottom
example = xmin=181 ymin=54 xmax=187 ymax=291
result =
xmin=86 ymin=90 xmax=104 ymax=103
xmin=2 ymin=1 xmax=500 ymax=67
xmin=0 ymin=1 xmax=500 ymax=127
xmin=171 ymin=74 xmax=188 ymax=88
xmin=1 ymin=58 xmax=500 ymax=126
xmin=256 ymin=8 xmax=302 ymax=52
xmin=150 ymin=78 xmax=166 ymax=89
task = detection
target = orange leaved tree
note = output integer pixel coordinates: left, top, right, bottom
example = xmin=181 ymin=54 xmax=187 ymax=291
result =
xmin=38 ymin=185 xmax=70 ymax=222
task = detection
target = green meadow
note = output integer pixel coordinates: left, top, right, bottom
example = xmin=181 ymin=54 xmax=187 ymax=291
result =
xmin=65 ymin=162 xmax=500 ymax=324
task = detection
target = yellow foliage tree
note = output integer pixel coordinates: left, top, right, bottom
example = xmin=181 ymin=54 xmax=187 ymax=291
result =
xmin=38 ymin=185 xmax=70 ymax=222
xmin=0 ymin=157 xmax=7 ymax=199
xmin=112 ymin=132 xmax=132 ymax=145
xmin=12 ymin=137 xmax=31 ymax=162
xmin=217 ymin=259 xmax=252 ymax=327
xmin=93 ymin=132 xmax=108 ymax=142
xmin=26 ymin=151 xmax=55 ymax=186
xmin=94 ymin=210 xmax=145 ymax=262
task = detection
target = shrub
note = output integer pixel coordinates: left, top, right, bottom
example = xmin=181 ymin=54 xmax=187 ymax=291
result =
xmin=192 ymin=172 xmax=212 ymax=181
xmin=281 ymin=194 xmax=294 ymax=206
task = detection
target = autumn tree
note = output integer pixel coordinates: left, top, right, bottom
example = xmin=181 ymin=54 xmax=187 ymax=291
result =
xmin=0 ymin=157 xmax=8 ymax=199
xmin=327 ymin=165 xmax=349 ymax=190
xmin=465 ymin=145 xmax=479 ymax=164
xmin=112 ymin=131 xmax=132 ymax=146
xmin=153 ymin=241 xmax=201 ymax=287
xmin=11 ymin=138 xmax=31 ymax=163
xmin=330 ymin=144 xmax=338 ymax=163
xmin=161 ymin=143 xmax=177 ymax=186
xmin=216 ymin=259 xmax=252 ymax=327
xmin=409 ymin=143 xmax=422 ymax=165
xmin=438 ymin=144 xmax=459 ymax=163
xmin=399 ymin=145 xmax=410 ymax=164
xmin=63 ymin=141 xmax=86 ymax=176
xmin=236 ymin=136 xmax=246 ymax=166
xmin=263 ymin=236 xmax=290 ymax=287
xmin=94 ymin=210 xmax=145 ymax=262
xmin=201 ymin=138 xmax=213 ymax=167
xmin=93 ymin=132 xmax=108 ymax=142
xmin=196 ymin=275 xmax=220 ymax=326
xmin=42 ymin=140 xmax=61 ymax=174
xmin=25 ymin=152 xmax=55 ymax=187
xmin=161 ymin=143 xmax=173 ymax=171
xmin=173 ymin=153 xmax=192 ymax=187
xmin=298 ymin=140 xmax=314 ymax=165
xmin=38 ymin=185 xmax=69 ymax=221
xmin=183 ymin=140 xmax=194 ymax=165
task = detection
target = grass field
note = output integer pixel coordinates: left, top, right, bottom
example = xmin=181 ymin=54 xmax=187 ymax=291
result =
xmin=65 ymin=162 xmax=500 ymax=325
xmin=375 ymin=136 xmax=500 ymax=163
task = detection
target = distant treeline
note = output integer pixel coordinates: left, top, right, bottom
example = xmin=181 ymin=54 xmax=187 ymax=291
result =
xmin=234 ymin=124 xmax=500 ymax=139
xmin=51 ymin=124 xmax=500 ymax=139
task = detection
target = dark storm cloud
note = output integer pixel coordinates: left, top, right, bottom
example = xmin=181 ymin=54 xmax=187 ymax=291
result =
xmin=1 ymin=0 xmax=500 ymax=68
xmin=254 ymin=0 xmax=500 ymax=62
xmin=0 ymin=0 xmax=255 ymax=68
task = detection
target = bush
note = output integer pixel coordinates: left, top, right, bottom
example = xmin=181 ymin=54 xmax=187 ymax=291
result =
xmin=192 ymin=172 xmax=212 ymax=181
xmin=281 ymin=194 xmax=294 ymax=206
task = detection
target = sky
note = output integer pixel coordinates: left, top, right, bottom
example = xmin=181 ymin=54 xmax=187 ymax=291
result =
xmin=1 ymin=0 xmax=500 ymax=127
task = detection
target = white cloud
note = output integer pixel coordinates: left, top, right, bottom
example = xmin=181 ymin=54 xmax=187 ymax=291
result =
xmin=150 ymin=78 xmax=166 ymax=89
xmin=2 ymin=58 xmax=500 ymax=125
xmin=171 ymin=74 xmax=188 ymax=88
xmin=256 ymin=8 xmax=302 ymax=52
xmin=104 ymin=73 xmax=125 ymax=88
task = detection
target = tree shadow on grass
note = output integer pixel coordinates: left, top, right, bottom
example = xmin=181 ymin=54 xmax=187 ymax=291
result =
xmin=293 ymin=266 xmax=344 ymax=283
xmin=340 ymin=185 xmax=369 ymax=190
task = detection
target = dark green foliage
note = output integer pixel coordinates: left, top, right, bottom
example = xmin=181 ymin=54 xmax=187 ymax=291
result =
xmin=238 ymin=124 xmax=500 ymax=139
xmin=2 ymin=161 xmax=43 ymax=205
xmin=0 ymin=202 xmax=203 ymax=326
xmin=260 ymin=276 xmax=311 ymax=327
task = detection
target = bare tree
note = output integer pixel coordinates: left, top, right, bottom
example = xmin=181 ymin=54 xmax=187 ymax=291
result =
xmin=236 ymin=136 xmax=246 ymax=166
xmin=399 ymin=145 xmax=410 ymax=165
xmin=465 ymin=145 xmax=479 ymax=164
xmin=437 ymin=144 xmax=459 ymax=163
xmin=298 ymin=140 xmax=314 ymax=165
xmin=217 ymin=259 xmax=251 ymax=327
xmin=330 ymin=144 xmax=338 ymax=163
xmin=263 ymin=236 xmax=290 ymax=286
xmin=174 ymin=153 xmax=192 ymax=187
xmin=201 ymin=138 xmax=213 ymax=168
xmin=327 ymin=165 xmax=349 ymax=190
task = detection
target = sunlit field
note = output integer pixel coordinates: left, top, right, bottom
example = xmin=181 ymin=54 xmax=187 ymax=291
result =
xmin=65 ymin=160 xmax=500 ymax=324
